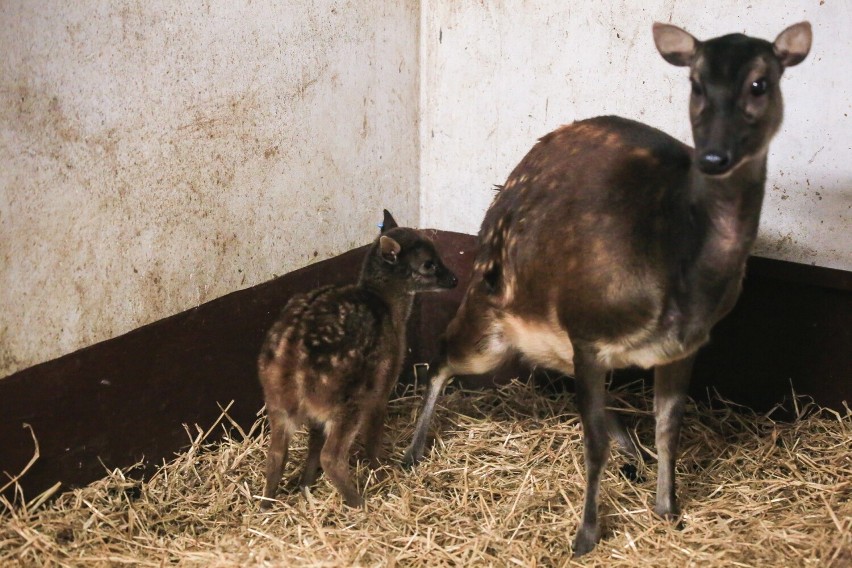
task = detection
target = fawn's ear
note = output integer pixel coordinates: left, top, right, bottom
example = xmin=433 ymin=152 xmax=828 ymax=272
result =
xmin=653 ymin=22 xmax=698 ymax=67
xmin=379 ymin=236 xmax=401 ymax=264
xmin=773 ymin=22 xmax=812 ymax=68
xmin=381 ymin=209 xmax=399 ymax=233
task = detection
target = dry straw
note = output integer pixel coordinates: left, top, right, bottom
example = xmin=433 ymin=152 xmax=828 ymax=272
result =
xmin=2 ymin=378 xmax=850 ymax=567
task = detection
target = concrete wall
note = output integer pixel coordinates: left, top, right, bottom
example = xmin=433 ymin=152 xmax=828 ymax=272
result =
xmin=0 ymin=1 xmax=420 ymax=377
xmin=419 ymin=1 xmax=852 ymax=271
xmin=2 ymin=1 xmax=849 ymax=378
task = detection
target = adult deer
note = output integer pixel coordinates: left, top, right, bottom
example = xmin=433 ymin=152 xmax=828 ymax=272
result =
xmin=403 ymin=22 xmax=812 ymax=556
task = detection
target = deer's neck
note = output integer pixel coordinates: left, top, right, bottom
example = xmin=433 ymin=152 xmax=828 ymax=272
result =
xmin=670 ymin=152 xmax=767 ymax=328
xmin=690 ymin=152 xmax=767 ymax=274
xmin=360 ymin=278 xmax=416 ymax=328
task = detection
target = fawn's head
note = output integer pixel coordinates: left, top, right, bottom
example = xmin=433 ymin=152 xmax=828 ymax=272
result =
xmin=362 ymin=210 xmax=458 ymax=293
xmin=653 ymin=22 xmax=812 ymax=176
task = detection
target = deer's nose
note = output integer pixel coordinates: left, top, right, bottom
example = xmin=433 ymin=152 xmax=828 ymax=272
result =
xmin=698 ymin=151 xmax=732 ymax=175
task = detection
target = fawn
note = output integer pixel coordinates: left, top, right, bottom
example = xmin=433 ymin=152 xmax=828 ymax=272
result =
xmin=259 ymin=210 xmax=457 ymax=509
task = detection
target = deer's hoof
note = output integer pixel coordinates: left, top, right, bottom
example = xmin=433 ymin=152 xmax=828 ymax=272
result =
xmin=619 ymin=463 xmax=646 ymax=483
xmin=401 ymin=448 xmax=421 ymax=469
xmin=572 ymin=525 xmax=600 ymax=557
xmin=654 ymin=503 xmax=685 ymax=529
xmin=653 ymin=502 xmax=681 ymax=521
xmin=343 ymin=494 xmax=365 ymax=509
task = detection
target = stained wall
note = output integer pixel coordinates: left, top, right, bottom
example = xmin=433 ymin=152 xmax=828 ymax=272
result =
xmin=3 ymin=1 xmax=849 ymax=379
xmin=0 ymin=1 xmax=420 ymax=376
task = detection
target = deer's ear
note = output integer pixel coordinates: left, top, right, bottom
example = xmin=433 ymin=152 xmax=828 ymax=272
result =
xmin=773 ymin=22 xmax=812 ymax=68
xmin=379 ymin=236 xmax=400 ymax=264
xmin=653 ymin=22 xmax=698 ymax=67
xmin=381 ymin=209 xmax=399 ymax=233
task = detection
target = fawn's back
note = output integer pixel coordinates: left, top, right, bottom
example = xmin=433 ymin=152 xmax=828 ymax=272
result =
xmin=259 ymin=284 xmax=399 ymax=422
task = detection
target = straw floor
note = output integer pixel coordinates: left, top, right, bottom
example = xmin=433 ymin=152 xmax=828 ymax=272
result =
xmin=2 ymin=378 xmax=850 ymax=567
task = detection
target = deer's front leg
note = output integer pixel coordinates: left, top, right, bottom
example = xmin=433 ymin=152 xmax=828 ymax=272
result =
xmin=653 ymin=354 xmax=695 ymax=519
xmin=572 ymin=348 xmax=610 ymax=557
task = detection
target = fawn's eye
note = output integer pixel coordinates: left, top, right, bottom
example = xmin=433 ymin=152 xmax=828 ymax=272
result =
xmin=422 ymin=260 xmax=436 ymax=273
xmin=690 ymin=79 xmax=703 ymax=97
xmin=750 ymin=78 xmax=768 ymax=96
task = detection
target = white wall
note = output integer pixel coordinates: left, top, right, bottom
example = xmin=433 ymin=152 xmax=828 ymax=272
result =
xmin=2 ymin=1 xmax=849 ymax=378
xmin=0 ymin=1 xmax=420 ymax=377
xmin=419 ymin=1 xmax=851 ymax=271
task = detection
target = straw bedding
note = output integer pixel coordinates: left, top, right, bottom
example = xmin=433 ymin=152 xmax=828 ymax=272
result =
xmin=2 ymin=378 xmax=850 ymax=567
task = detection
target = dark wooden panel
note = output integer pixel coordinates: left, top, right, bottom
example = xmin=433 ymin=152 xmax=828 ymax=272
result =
xmin=2 ymin=230 xmax=849 ymax=502
xmin=692 ymin=256 xmax=852 ymax=414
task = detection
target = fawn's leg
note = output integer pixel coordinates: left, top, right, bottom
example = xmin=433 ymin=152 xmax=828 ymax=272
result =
xmin=261 ymin=411 xmax=294 ymax=510
xmin=320 ymin=412 xmax=364 ymax=507
xmin=362 ymin=403 xmax=388 ymax=469
xmin=300 ymin=426 xmax=325 ymax=488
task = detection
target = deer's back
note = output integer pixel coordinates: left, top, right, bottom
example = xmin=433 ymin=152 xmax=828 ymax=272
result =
xmin=474 ymin=116 xmax=705 ymax=367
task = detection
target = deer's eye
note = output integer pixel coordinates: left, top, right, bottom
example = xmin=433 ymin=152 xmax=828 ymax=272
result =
xmin=422 ymin=260 xmax=436 ymax=273
xmin=690 ymin=79 xmax=703 ymax=97
xmin=750 ymin=78 xmax=768 ymax=96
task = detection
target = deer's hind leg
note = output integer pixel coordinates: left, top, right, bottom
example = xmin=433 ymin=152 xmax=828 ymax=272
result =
xmin=571 ymin=347 xmax=611 ymax=557
xmin=403 ymin=293 xmax=510 ymax=467
xmin=606 ymin=405 xmax=650 ymax=483
xmin=261 ymin=410 xmax=296 ymax=510
xmin=320 ymin=409 xmax=366 ymax=507
xmin=299 ymin=426 xmax=325 ymax=489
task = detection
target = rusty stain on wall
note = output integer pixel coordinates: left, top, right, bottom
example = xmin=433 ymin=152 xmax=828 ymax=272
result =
xmin=0 ymin=1 xmax=420 ymax=377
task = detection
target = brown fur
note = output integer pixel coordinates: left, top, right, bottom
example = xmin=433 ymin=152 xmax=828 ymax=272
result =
xmin=404 ymin=23 xmax=812 ymax=556
xmin=258 ymin=210 xmax=456 ymax=509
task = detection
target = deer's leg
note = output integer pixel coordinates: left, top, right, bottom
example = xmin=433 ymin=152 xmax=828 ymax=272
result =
xmin=606 ymin=406 xmax=647 ymax=463
xmin=402 ymin=361 xmax=453 ymax=467
xmin=261 ymin=411 xmax=294 ymax=510
xmin=572 ymin=348 xmax=610 ymax=557
xmin=320 ymin=411 xmax=364 ymax=507
xmin=299 ymin=426 xmax=325 ymax=489
xmin=403 ymin=297 xmax=508 ymax=467
xmin=362 ymin=402 xmax=388 ymax=469
xmin=606 ymin=405 xmax=650 ymax=485
xmin=653 ymin=354 xmax=695 ymax=519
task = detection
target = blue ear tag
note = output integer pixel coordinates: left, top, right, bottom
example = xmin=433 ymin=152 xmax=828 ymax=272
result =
xmin=377 ymin=221 xmax=384 ymax=232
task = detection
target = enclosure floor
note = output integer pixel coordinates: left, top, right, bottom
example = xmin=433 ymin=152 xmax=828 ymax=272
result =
xmin=2 ymin=379 xmax=850 ymax=567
